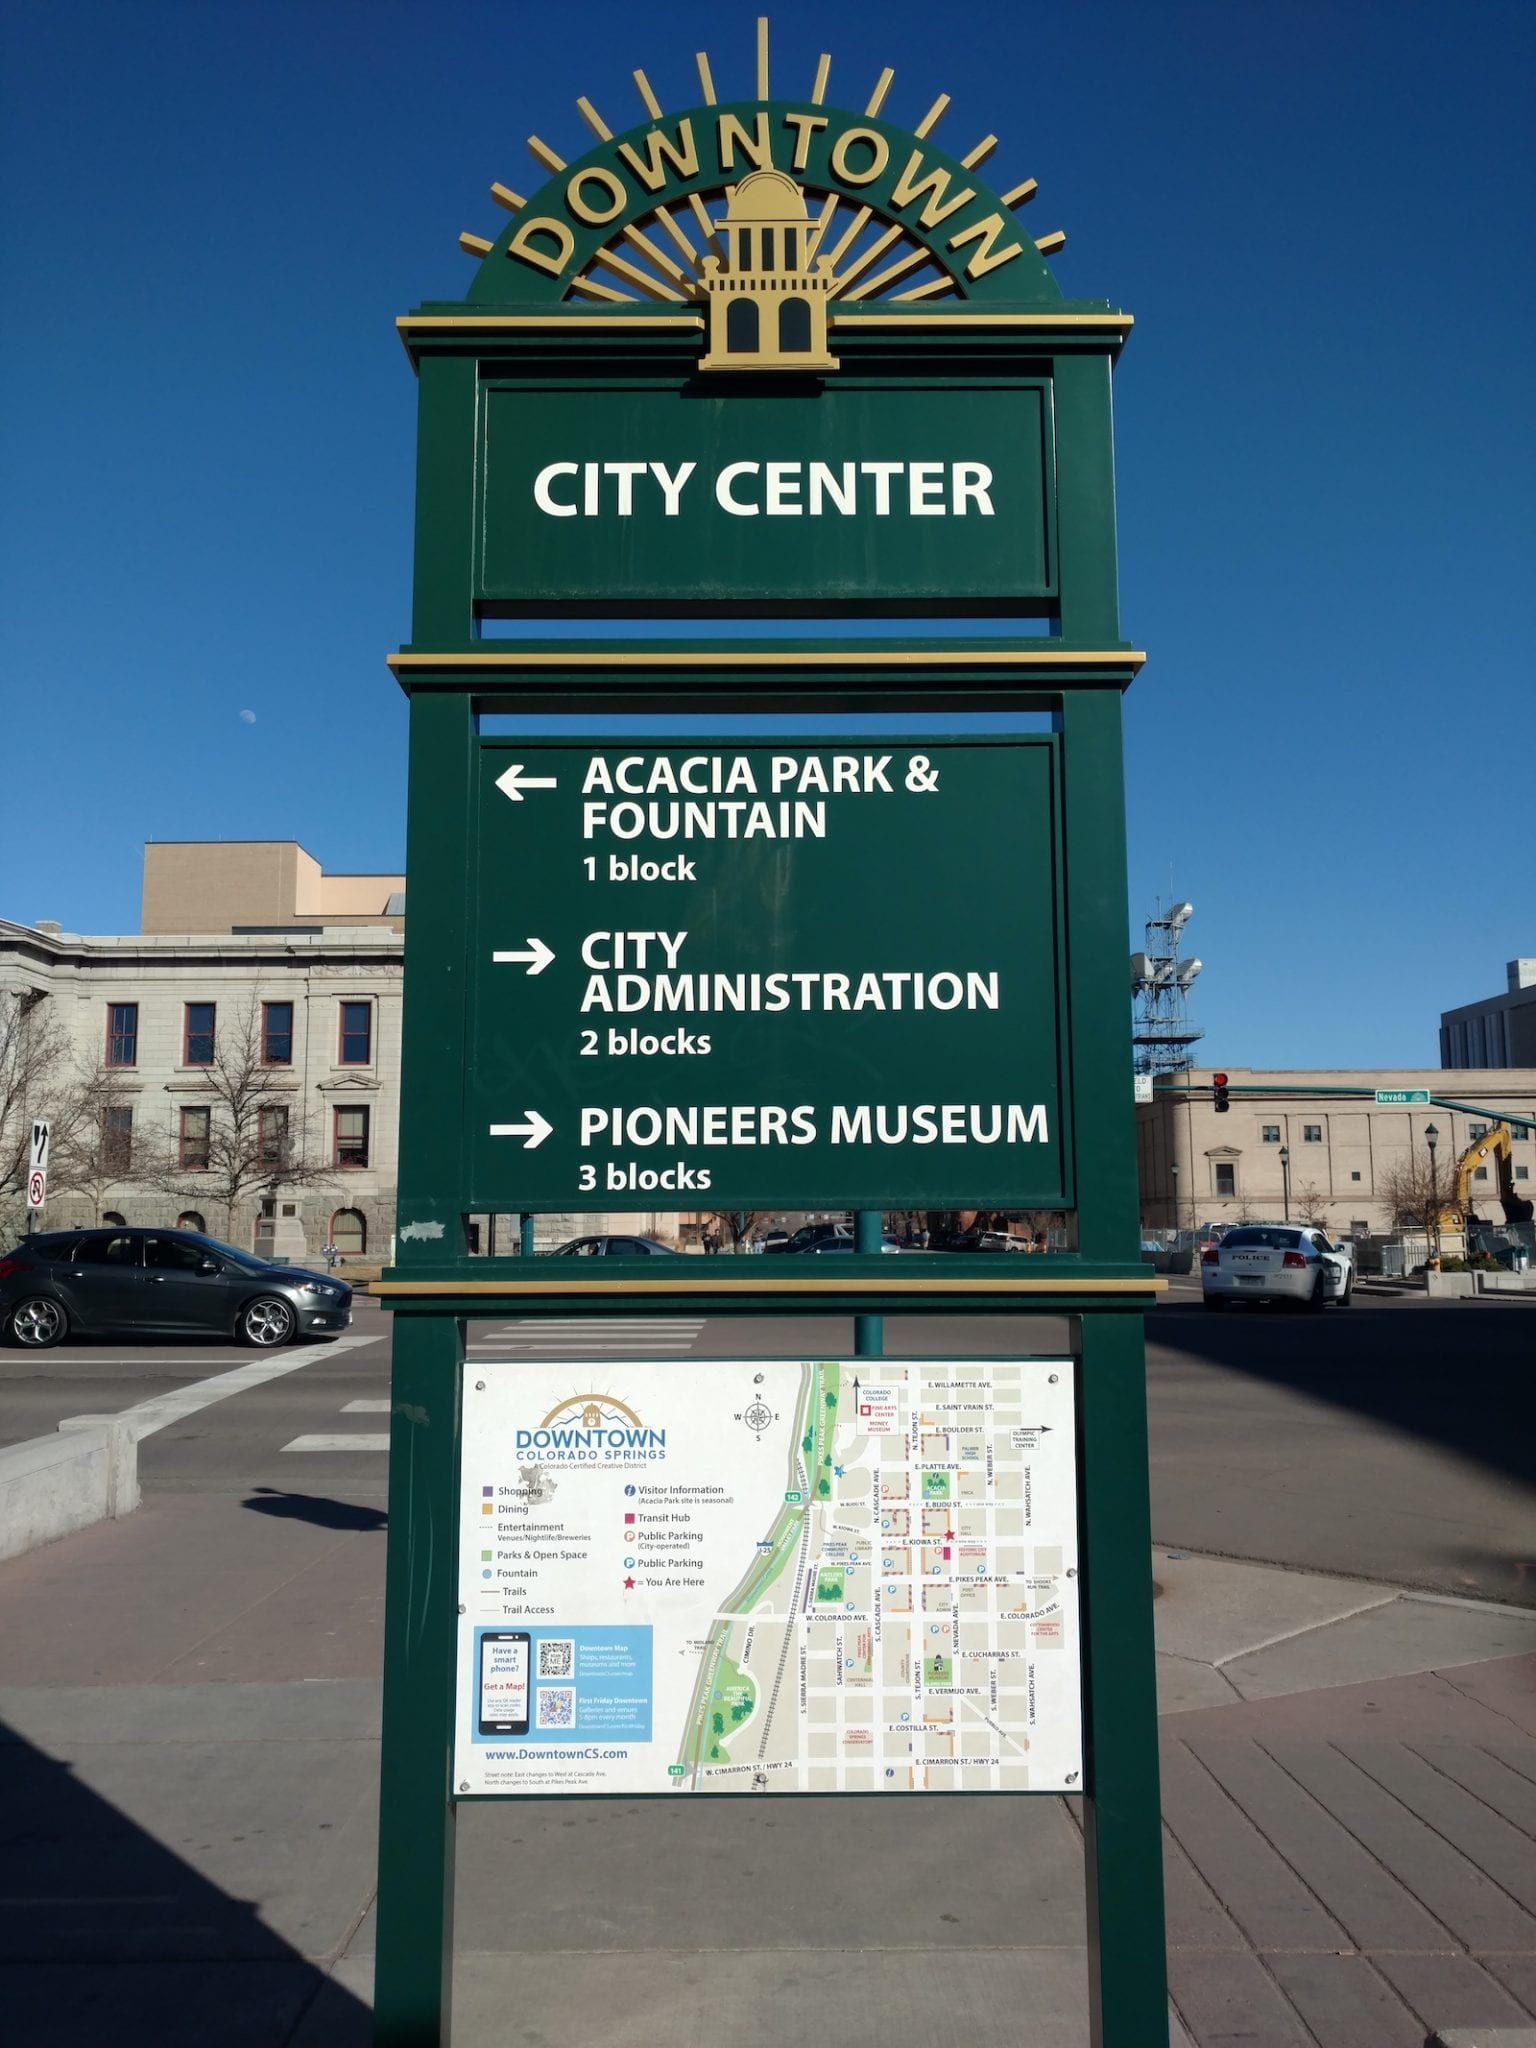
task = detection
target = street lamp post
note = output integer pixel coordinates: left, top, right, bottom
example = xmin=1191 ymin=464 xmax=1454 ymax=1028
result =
xmin=1170 ymin=1158 xmax=1180 ymax=1238
xmin=1279 ymin=1144 xmax=1290 ymax=1222
xmin=1425 ymin=1123 xmax=1439 ymax=1265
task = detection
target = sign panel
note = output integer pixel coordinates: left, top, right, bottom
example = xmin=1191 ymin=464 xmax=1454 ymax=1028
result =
xmin=480 ymin=379 xmax=1055 ymax=609
xmin=1375 ymin=1088 xmax=1431 ymax=1106
xmin=453 ymin=1356 xmax=1081 ymax=1797
xmin=30 ymin=1120 xmax=50 ymax=1175
xmin=468 ymin=736 xmax=1069 ymax=1212
xmin=26 ymin=1170 xmax=45 ymax=1210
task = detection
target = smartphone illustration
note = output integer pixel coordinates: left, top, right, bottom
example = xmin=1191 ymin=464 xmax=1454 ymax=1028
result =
xmin=478 ymin=1630 xmax=531 ymax=1736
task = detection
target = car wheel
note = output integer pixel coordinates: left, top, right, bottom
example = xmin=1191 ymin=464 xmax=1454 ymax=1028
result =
xmin=6 ymin=1296 xmax=68 ymax=1348
xmin=238 ymin=1295 xmax=296 ymax=1348
xmin=1305 ymin=1274 xmax=1327 ymax=1313
xmin=1337 ymin=1276 xmax=1353 ymax=1308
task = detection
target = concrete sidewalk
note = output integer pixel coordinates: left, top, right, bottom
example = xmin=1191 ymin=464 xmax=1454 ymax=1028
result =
xmin=1 ymin=1490 xmax=1533 ymax=2047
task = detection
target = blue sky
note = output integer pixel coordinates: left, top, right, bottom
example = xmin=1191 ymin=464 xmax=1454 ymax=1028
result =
xmin=3 ymin=0 xmax=1532 ymax=1068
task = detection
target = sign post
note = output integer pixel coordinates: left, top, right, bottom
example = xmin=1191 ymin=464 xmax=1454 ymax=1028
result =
xmin=25 ymin=1119 xmax=49 ymax=1227
xmin=374 ymin=26 xmax=1166 ymax=2044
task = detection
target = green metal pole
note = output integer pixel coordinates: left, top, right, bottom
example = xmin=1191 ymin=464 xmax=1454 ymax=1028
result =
xmin=1076 ymin=1309 xmax=1168 ymax=2047
xmin=374 ymin=1310 xmax=463 ymax=2046
xmin=520 ymin=1214 xmax=535 ymax=1258
xmin=853 ymin=1208 xmax=884 ymax=1355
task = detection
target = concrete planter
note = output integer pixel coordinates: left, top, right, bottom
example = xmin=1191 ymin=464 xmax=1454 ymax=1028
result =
xmin=1425 ymin=1271 xmax=1475 ymax=1299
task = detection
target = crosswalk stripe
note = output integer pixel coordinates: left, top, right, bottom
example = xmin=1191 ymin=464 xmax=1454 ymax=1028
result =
xmin=340 ymin=1398 xmax=391 ymax=1412
xmin=281 ymin=1433 xmax=390 ymax=1452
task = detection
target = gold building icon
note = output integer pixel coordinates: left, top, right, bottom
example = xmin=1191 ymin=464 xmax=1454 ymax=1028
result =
xmin=697 ymin=170 xmax=838 ymax=372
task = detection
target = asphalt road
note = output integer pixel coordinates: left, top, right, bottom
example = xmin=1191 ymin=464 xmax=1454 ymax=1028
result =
xmin=2 ymin=1283 xmax=1532 ymax=1604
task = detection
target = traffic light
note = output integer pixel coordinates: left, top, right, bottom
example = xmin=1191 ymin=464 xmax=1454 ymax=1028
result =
xmin=1213 ymin=1072 xmax=1230 ymax=1114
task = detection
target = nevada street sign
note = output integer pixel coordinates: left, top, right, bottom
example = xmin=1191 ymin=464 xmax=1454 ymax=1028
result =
xmin=466 ymin=735 xmax=1069 ymax=1212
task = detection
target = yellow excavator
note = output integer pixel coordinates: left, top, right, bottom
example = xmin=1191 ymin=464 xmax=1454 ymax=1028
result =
xmin=1447 ymin=1123 xmax=1535 ymax=1229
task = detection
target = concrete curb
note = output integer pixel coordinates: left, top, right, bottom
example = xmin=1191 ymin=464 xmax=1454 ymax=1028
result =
xmin=0 ymin=1416 xmax=139 ymax=1562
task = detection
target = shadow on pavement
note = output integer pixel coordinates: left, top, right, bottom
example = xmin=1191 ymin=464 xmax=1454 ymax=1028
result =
xmin=0 ymin=1714 xmax=369 ymax=2047
xmin=244 ymin=1488 xmax=388 ymax=1533
xmin=1149 ymin=1295 xmax=1536 ymax=1502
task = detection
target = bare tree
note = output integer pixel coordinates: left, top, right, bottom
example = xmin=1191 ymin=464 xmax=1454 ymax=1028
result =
xmin=1376 ymin=1155 xmax=1447 ymax=1240
xmin=1289 ymin=1180 xmax=1332 ymax=1227
xmin=47 ymin=1065 xmax=143 ymax=1225
xmin=134 ymin=999 xmax=337 ymax=1238
xmin=0 ymin=986 xmax=75 ymax=1235
xmin=706 ymin=1209 xmax=762 ymax=1252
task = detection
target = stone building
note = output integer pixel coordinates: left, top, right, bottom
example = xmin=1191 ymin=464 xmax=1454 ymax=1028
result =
xmin=2 ymin=844 xmax=404 ymax=1262
xmin=1440 ymin=959 xmax=1536 ymax=1070
xmin=1137 ymin=1066 xmax=1536 ymax=1235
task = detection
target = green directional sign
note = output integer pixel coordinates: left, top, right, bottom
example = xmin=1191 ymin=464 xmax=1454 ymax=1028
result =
xmin=467 ymin=735 xmax=1069 ymax=1213
xmin=479 ymin=377 xmax=1054 ymax=610
xmin=1375 ymin=1088 xmax=1431 ymax=1105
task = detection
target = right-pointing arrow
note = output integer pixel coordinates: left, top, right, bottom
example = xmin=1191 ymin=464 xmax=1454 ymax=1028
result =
xmin=491 ymin=937 xmax=555 ymax=975
xmin=489 ymin=1110 xmax=554 ymax=1150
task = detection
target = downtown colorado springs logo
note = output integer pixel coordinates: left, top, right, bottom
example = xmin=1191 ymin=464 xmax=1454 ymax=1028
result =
xmin=517 ymin=1393 xmax=669 ymax=1465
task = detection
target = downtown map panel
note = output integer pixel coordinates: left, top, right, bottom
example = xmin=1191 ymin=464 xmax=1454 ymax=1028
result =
xmin=453 ymin=1357 xmax=1082 ymax=1797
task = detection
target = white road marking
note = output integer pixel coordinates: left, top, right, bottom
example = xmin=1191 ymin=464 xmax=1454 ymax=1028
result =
xmin=341 ymin=1398 xmax=392 ymax=1412
xmin=90 ymin=1329 xmax=384 ymax=1442
xmin=281 ymin=1433 xmax=391 ymax=1453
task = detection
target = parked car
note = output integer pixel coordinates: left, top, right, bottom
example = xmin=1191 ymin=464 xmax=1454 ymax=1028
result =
xmin=753 ymin=1230 xmax=790 ymax=1251
xmin=1200 ymin=1225 xmax=1352 ymax=1311
xmin=947 ymin=1229 xmax=1033 ymax=1253
xmin=762 ymin=1222 xmax=852 ymax=1254
xmin=545 ymin=1235 xmax=678 ymax=1257
xmin=789 ymin=1235 xmax=902 ymax=1254
xmin=0 ymin=1227 xmax=352 ymax=1349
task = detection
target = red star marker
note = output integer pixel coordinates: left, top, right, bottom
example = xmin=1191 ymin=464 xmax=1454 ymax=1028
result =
xmin=623 ymin=1576 xmax=636 ymax=1590
xmin=945 ymin=1528 xmax=955 ymax=1540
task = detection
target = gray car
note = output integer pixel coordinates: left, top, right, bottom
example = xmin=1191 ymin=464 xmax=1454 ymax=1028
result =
xmin=0 ymin=1227 xmax=352 ymax=1348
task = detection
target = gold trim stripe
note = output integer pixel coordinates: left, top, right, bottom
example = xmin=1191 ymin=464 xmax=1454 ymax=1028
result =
xmin=388 ymin=648 xmax=1148 ymax=673
xmin=372 ymin=1276 xmax=1165 ymax=1298
xmin=394 ymin=311 xmax=1131 ymax=337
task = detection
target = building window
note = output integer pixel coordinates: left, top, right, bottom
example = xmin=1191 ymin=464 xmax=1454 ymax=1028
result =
xmin=1473 ymin=1166 xmax=1489 ymax=1182
xmin=1469 ymin=1122 xmax=1488 ymax=1141
xmin=177 ymin=1210 xmax=205 ymax=1232
xmin=258 ymin=1106 xmax=290 ymax=1167
xmin=1516 ymin=1166 xmax=1530 ymax=1182
xmin=1350 ymin=1170 xmax=1362 ymax=1181
xmin=334 ymin=1105 xmax=370 ymax=1168
xmin=262 ymin=1001 xmax=294 ymax=1065
xmin=184 ymin=1002 xmax=216 ymax=1066
xmin=1303 ymin=1124 xmax=1323 ymax=1143
xmin=1215 ymin=1164 xmax=1236 ymax=1197
xmin=1261 ymin=1124 xmax=1281 ymax=1143
xmin=178 ymin=1106 xmax=210 ymax=1170
xmin=106 ymin=1003 xmax=139 ymax=1067
xmin=779 ymin=297 xmax=812 ymax=352
xmin=103 ymin=1105 xmax=133 ymax=1174
xmin=330 ymin=1207 xmax=366 ymax=1256
xmin=338 ymin=1001 xmax=372 ymax=1066
xmin=727 ymin=298 xmax=759 ymax=353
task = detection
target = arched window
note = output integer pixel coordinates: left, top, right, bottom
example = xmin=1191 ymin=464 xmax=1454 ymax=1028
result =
xmin=331 ymin=1208 xmax=366 ymax=1258
xmin=779 ymin=297 xmax=812 ymax=354
xmin=726 ymin=298 xmax=759 ymax=354
xmin=177 ymin=1211 xmax=206 ymax=1233
xmin=102 ymin=1210 xmax=126 ymax=1227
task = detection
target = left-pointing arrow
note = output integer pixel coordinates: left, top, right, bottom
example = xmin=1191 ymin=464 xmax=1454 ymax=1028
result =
xmin=489 ymin=1111 xmax=554 ymax=1150
xmin=495 ymin=763 xmax=558 ymax=802
xmin=491 ymin=937 xmax=555 ymax=975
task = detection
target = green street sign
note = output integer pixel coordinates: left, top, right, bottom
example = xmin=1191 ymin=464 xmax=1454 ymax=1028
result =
xmin=1375 ymin=1088 xmax=1431 ymax=1105
xmin=479 ymin=378 xmax=1054 ymax=610
xmin=466 ymin=735 xmax=1069 ymax=1213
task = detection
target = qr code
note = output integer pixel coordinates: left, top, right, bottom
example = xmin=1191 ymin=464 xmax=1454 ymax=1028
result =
xmin=538 ymin=1638 xmax=574 ymax=1679
xmin=536 ymin=1687 xmax=576 ymax=1729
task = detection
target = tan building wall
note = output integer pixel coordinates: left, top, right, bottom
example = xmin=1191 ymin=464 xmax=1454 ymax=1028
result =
xmin=142 ymin=842 xmax=403 ymax=935
xmin=1138 ymin=1066 xmax=1536 ymax=1234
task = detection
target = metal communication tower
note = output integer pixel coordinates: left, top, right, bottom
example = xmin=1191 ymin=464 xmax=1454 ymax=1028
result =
xmin=1131 ymin=900 xmax=1203 ymax=1075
